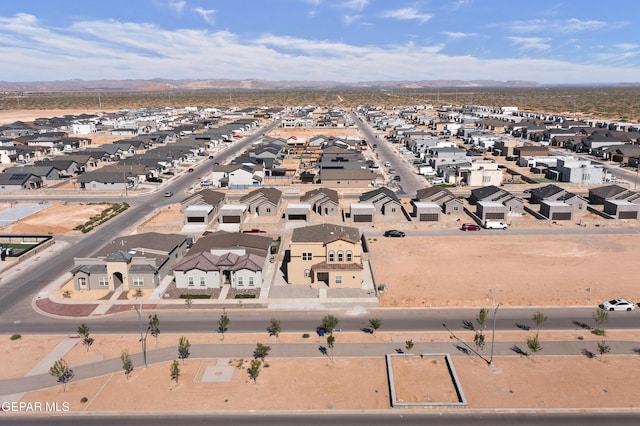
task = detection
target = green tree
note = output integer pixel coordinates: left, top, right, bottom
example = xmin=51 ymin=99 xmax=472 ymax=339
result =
xmin=327 ymin=335 xmax=336 ymax=362
xmin=77 ymin=323 xmax=94 ymax=352
xmin=253 ymin=343 xmax=271 ymax=361
xmin=248 ymin=359 xmax=261 ymax=383
xmin=473 ymin=331 xmax=486 ymax=351
xmin=121 ymin=350 xmax=133 ymax=380
xmin=170 ymin=360 xmax=180 ymax=384
xmin=49 ymin=358 xmax=74 ymax=392
xmin=368 ymin=318 xmax=381 ymax=335
xmin=321 ymin=315 xmax=339 ymax=336
xmin=592 ymin=308 xmax=609 ymax=336
xmin=476 ymin=307 xmax=489 ymax=330
xmin=148 ymin=314 xmax=160 ymax=347
xmin=218 ymin=309 xmax=230 ymax=340
xmin=532 ymin=311 xmax=547 ymax=332
xmin=268 ymin=318 xmax=281 ymax=340
xmin=597 ymin=341 xmax=611 ymax=361
xmin=404 ymin=339 xmax=414 ymax=353
xmin=526 ymin=333 xmax=542 ymax=361
xmin=178 ymin=336 xmax=191 ymax=364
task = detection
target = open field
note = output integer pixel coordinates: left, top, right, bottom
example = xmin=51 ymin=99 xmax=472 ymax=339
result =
xmin=1 ymin=87 xmax=639 ymax=121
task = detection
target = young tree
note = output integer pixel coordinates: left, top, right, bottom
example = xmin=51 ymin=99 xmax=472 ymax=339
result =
xmin=326 ymin=335 xmax=336 ymax=362
xmin=170 ymin=360 xmax=180 ymax=384
xmin=405 ymin=339 xmax=414 ymax=353
xmin=532 ymin=311 xmax=547 ymax=332
xmin=49 ymin=358 xmax=74 ymax=392
xmin=268 ymin=318 xmax=281 ymax=340
xmin=121 ymin=350 xmax=133 ymax=380
xmin=148 ymin=314 xmax=160 ymax=347
xmin=178 ymin=336 xmax=191 ymax=364
xmin=321 ymin=315 xmax=339 ymax=336
xmin=218 ymin=309 xmax=230 ymax=340
xmin=248 ymin=359 xmax=261 ymax=383
xmin=253 ymin=343 xmax=271 ymax=361
xmin=526 ymin=333 xmax=542 ymax=361
xmin=368 ymin=318 xmax=381 ymax=335
xmin=473 ymin=331 xmax=486 ymax=351
xmin=592 ymin=308 xmax=609 ymax=336
xmin=77 ymin=323 xmax=94 ymax=352
xmin=597 ymin=341 xmax=611 ymax=361
xmin=476 ymin=307 xmax=489 ymax=330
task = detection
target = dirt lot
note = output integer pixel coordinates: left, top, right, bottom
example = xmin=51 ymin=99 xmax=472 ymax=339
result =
xmin=369 ymin=233 xmax=640 ymax=308
xmin=0 ymin=202 xmax=113 ymax=234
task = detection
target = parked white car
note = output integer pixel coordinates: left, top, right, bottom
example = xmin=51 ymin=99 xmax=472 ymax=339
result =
xmin=599 ymin=298 xmax=636 ymax=311
xmin=431 ymin=177 xmax=445 ymax=185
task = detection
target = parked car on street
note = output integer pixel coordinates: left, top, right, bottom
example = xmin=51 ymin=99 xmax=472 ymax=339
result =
xmin=383 ymin=230 xmax=405 ymax=237
xmin=484 ymin=220 xmax=508 ymax=230
xmin=461 ymin=223 xmax=481 ymax=231
xmin=187 ymin=168 xmax=194 ymax=173
xmin=147 ymin=176 xmax=162 ymax=183
xmin=163 ymin=191 xmax=173 ymax=197
xmin=599 ymin=298 xmax=636 ymax=311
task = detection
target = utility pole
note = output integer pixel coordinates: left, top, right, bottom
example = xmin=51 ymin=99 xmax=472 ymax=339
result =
xmin=489 ymin=289 xmax=502 ymax=366
xmin=131 ymin=304 xmax=147 ymax=368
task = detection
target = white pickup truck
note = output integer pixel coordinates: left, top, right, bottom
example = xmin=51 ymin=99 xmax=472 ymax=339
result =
xmin=483 ymin=220 xmax=508 ymax=230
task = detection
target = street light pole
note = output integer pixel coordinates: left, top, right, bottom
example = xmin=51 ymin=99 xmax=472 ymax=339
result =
xmin=132 ymin=304 xmax=147 ymax=368
xmin=489 ymin=289 xmax=502 ymax=366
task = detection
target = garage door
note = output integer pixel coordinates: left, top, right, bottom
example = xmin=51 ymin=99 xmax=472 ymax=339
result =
xmin=419 ymin=213 xmax=439 ymax=222
xmin=353 ymin=214 xmax=373 ymax=222
xmin=222 ymin=215 xmax=241 ymax=223
xmin=287 ymin=214 xmax=308 ymax=221
xmin=187 ymin=216 xmax=205 ymax=223
xmin=551 ymin=212 xmax=571 ymax=220
xmin=619 ymin=211 xmax=638 ymax=219
xmin=485 ymin=212 xmax=505 ymax=220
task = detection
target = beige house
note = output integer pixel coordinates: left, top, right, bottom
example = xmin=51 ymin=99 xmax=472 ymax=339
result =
xmin=288 ymin=223 xmax=363 ymax=288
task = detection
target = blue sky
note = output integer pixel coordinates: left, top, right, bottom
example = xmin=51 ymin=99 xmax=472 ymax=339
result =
xmin=1 ymin=0 xmax=639 ymax=84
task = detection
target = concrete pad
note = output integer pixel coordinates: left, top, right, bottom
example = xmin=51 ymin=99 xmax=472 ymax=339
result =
xmin=200 ymin=361 xmax=235 ymax=383
xmin=0 ymin=203 xmax=50 ymax=227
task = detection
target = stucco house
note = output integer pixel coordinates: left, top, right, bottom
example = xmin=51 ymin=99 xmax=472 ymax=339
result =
xmin=239 ymin=187 xmax=282 ymax=216
xmin=0 ymin=172 xmax=43 ymax=192
xmin=181 ymin=189 xmax=226 ymax=225
xmin=415 ymin=186 xmax=463 ymax=215
xmin=70 ymin=232 xmax=189 ymax=291
xmin=172 ymin=231 xmax=271 ymax=289
xmin=288 ymin=223 xmax=363 ymax=288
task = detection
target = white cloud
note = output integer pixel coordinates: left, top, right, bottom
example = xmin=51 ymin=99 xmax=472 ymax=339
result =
xmin=508 ymin=37 xmax=551 ymax=51
xmin=340 ymin=0 xmax=369 ymax=10
xmin=193 ymin=8 xmax=215 ymax=25
xmin=442 ymin=31 xmax=477 ymax=39
xmin=501 ymin=18 xmax=615 ymax=34
xmin=343 ymin=15 xmax=361 ymax=25
xmin=165 ymin=1 xmax=186 ymax=14
xmin=615 ymin=43 xmax=638 ymax=51
xmin=1 ymin=13 xmax=639 ymax=84
xmin=382 ymin=8 xmax=433 ymax=24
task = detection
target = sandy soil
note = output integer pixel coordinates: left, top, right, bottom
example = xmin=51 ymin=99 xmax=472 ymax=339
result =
xmin=1 ymin=202 xmax=112 ymax=234
xmin=369 ymin=233 xmax=640 ymax=308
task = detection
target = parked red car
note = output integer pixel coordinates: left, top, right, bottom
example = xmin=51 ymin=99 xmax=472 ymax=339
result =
xmin=461 ymin=223 xmax=481 ymax=231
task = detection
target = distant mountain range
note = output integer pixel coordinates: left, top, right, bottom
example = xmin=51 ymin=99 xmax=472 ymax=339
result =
xmin=0 ymin=78 xmax=638 ymax=92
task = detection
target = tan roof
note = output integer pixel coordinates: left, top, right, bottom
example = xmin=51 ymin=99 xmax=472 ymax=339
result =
xmin=291 ymin=223 xmax=360 ymax=244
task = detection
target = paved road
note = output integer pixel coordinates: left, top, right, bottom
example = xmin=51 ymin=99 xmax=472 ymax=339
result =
xmin=3 ymin=305 xmax=640 ymax=335
xmin=7 ymin=413 xmax=640 ymax=426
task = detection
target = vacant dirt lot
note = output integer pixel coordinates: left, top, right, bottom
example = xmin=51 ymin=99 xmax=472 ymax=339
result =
xmin=369 ymin=233 xmax=640 ymax=308
xmin=1 ymin=202 xmax=112 ymax=234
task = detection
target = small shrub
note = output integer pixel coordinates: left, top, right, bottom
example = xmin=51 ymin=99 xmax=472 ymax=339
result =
xmin=577 ymin=336 xmax=584 ymax=340
xmin=302 ymin=333 xmax=310 ymax=339
xmin=592 ymin=328 xmax=606 ymax=336
xmin=10 ymin=334 xmax=21 ymax=340
xmin=80 ymin=397 xmax=88 ymax=403
xmin=234 ymin=294 xmax=256 ymax=299
xmin=178 ymin=294 xmax=211 ymax=299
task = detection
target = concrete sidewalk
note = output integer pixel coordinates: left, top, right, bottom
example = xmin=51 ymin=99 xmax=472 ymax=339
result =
xmin=1 ymin=339 xmax=638 ymax=396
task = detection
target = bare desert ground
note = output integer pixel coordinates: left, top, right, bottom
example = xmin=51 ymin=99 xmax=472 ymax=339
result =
xmin=0 ymin=202 xmax=113 ymax=235
xmin=369 ymin=233 xmax=640 ymax=308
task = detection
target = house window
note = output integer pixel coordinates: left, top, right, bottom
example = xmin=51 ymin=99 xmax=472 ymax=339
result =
xmin=78 ymin=277 xmax=87 ymax=287
xmin=302 ymin=252 xmax=313 ymax=261
xmin=200 ymin=276 xmax=206 ymax=287
xmin=483 ymin=175 xmax=491 ymax=183
xmin=188 ymin=277 xmax=195 ymax=287
xmin=238 ymin=276 xmax=244 ymax=286
xmin=132 ymin=277 xmax=144 ymax=287
xmin=335 ymin=275 xmax=342 ymax=285
xmin=248 ymin=277 xmax=255 ymax=287
xmin=337 ymin=251 xmax=344 ymax=262
xmin=346 ymin=251 xmax=352 ymax=262
xmin=391 ymin=207 xmax=396 ymax=213
xmin=304 ymin=269 xmax=311 ymax=278
xmin=328 ymin=251 xmax=335 ymax=262
xmin=98 ymin=277 xmax=109 ymax=287
xmin=266 ymin=208 xmax=271 ymax=213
